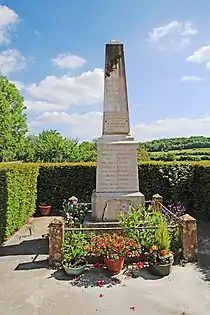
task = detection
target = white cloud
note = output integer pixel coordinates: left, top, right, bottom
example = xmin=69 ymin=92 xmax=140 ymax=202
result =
xmin=132 ymin=116 xmax=210 ymax=141
xmin=25 ymin=68 xmax=104 ymax=107
xmin=29 ymin=111 xmax=103 ymax=140
xmin=187 ymin=45 xmax=210 ymax=69
xmin=24 ymin=100 xmax=70 ymax=113
xmin=10 ymin=80 xmax=25 ymax=90
xmin=0 ymin=5 xmax=19 ymax=44
xmin=29 ymin=110 xmax=210 ymax=142
xmin=147 ymin=20 xmax=197 ymax=51
xmin=180 ymin=75 xmax=204 ymax=82
xmin=0 ymin=49 xmax=26 ymax=75
xmin=52 ymin=53 xmax=86 ymax=69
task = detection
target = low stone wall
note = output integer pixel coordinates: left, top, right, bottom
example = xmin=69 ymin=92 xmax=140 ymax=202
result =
xmin=48 ymin=214 xmax=198 ymax=266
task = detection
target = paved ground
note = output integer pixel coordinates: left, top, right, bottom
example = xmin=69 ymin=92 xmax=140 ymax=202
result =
xmin=0 ymin=216 xmax=210 ymax=315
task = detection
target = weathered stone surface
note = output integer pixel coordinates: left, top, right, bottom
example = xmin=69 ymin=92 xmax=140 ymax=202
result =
xmin=48 ymin=219 xmax=64 ymax=266
xmin=179 ymin=214 xmax=197 ymax=262
xmin=92 ymin=41 xmax=144 ymax=221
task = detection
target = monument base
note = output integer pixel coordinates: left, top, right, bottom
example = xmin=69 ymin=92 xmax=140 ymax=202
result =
xmin=91 ymin=191 xmax=145 ymax=221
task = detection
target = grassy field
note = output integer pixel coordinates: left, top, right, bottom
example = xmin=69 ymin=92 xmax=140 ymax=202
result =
xmin=150 ymin=148 xmax=210 ymax=156
xmin=149 ymin=147 xmax=210 ymax=161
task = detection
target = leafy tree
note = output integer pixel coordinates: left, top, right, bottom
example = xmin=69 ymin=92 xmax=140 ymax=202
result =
xmin=23 ymin=130 xmax=80 ymax=162
xmin=0 ymin=77 xmax=28 ymax=161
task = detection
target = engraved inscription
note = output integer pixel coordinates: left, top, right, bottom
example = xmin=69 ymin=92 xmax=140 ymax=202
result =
xmin=96 ymin=143 xmax=138 ymax=192
xmin=103 ymin=111 xmax=129 ymax=134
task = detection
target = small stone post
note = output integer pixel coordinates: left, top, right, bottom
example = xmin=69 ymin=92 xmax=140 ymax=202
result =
xmin=178 ymin=214 xmax=197 ymax=262
xmin=49 ymin=219 xmax=64 ymax=266
xmin=152 ymin=193 xmax=163 ymax=212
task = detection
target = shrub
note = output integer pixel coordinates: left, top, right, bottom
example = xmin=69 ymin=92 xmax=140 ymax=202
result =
xmin=37 ymin=163 xmax=95 ymax=208
xmin=35 ymin=161 xmax=210 ymax=219
xmin=0 ymin=163 xmax=39 ymax=241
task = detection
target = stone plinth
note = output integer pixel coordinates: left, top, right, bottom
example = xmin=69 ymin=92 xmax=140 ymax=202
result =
xmin=92 ymin=41 xmax=144 ymax=222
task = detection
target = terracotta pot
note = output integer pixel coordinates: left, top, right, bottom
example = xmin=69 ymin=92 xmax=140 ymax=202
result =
xmin=104 ymin=257 xmax=124 ymax=275
xmin=39 ymin=205 xmax=52 ymax=216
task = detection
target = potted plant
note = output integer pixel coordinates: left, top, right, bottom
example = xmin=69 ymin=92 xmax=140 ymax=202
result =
xmin=62 ymin=231 xmax=87 ymax=276
xmin=146 ymin=246 xmax=174 ymax=276
xmin=39 ymin=202 xmax=52 ymax=216
xmin=145 ymin=217 xmax=174 ymax=277
xmin=61 ymin=198 xmax=89 ymax=227
xmin=89 ymin=233 xmax=141 ymax=275
xmin=132 ymin=261 xmax=149 ymax=278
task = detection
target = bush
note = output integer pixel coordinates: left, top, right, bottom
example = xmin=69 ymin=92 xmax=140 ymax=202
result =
xmin=37 ymin=161 xmax=194 ymax=211
xmin=37 ymin=163 xmax=96 ymax=208
xmin=138 ymin=161 xmax=194 ymax=206
xmin=0 ymin=163 xmax=39 ymax=241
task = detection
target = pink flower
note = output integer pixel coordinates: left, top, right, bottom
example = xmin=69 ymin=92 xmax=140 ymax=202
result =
xmin=74 ymin=276 xmax=79 ymax=281
xmin=130 ymin=305 xmax=136 ymax=311
xmin=94 ymin=262 xmax=101 ymax=268
xmin=97 ymin=280 xmax=104 ymax=287
xmin=98 ymin=293 xmax=103 ymax=298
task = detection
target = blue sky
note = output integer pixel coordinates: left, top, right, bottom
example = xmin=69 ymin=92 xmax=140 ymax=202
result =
xmin=1 ymin=0 xmax=210 ymax=141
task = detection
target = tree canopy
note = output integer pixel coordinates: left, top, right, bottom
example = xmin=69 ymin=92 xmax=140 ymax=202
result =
xmin=0 ymin=77 xmax=28 ymax=161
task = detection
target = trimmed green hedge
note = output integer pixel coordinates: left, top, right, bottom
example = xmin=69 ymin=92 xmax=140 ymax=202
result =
xmin=36 ymin=161 xmax=210 ymax=219
xmin=1 ymin=160 xmax=210 ymax=243
xmin=36 ymin=161 xmax=196 ymax=212
xmin=0 ymin=163 xmax=39 ymax=241
xmin=37 ymin=163 xmax=96 ymax=208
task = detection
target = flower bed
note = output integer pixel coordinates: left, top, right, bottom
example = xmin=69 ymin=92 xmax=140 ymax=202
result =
xmin=61 ymin=203 xmax=181 ymax=278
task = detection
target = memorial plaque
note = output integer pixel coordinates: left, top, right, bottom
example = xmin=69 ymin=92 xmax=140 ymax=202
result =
xmin=103 ymin=110 xmax=129 ymax=134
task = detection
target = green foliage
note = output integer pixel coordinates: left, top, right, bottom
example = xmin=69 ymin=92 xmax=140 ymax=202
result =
xmin=154 ymin=217 xmax=171 ymax=252
xmin=37 ymin=163 xmax=96 ymax=208
xmin=23 ymin=130 xmax=80 ymax=162
xmin=0 ymin=164 xmax=39 ymax=242
xmin=62 ymin=231 xmax=87 ymax=266
xmin=118 ymin=206 xmax=171 ymax=249
xmin=0 ymin=77 xmax=28 ymax=161
xmin=138 ymin=162 xmax=194 ymax=206
xmin=61 ymin=199 xmax=89 ymax=227
xmin=137 ymin=148 xmax=150 ymax=162
xmin=139 ymin=136 xmax=210 ymax=152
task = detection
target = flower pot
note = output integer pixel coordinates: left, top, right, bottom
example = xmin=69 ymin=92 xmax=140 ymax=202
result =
xmin=104 ymin=257 xmax=124 ymax=275
xmin=62 ymin=259 xmax=87 ymax=276
xmin=149 ymin=262 xmax=172 ymax=277
xmin=39 ymin=205 xmax=51 ymax=216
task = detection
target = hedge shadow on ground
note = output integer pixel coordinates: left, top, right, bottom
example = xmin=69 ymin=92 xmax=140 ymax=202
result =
xmin=15 ymin=258 xmax=49 ymax=271
xmin=0 ymin=238 xmax=48 ymax=257
xmin=196 ymin=220 xmax=210 ymax=282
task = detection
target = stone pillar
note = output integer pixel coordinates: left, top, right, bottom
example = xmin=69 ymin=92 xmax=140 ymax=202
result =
xmin=152 ymin=193 xmax=163 ymax=212
xmin=179 ymin=214 xmax=197 ymax=262
xmin=49 ymin=219 xmax=64 ymax=266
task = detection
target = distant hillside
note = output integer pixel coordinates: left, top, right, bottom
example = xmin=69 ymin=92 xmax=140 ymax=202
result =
xmin=138 ymin=136 xmax=210 ymax=152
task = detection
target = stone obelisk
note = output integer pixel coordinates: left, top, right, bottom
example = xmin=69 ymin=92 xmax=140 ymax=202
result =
xmin=92 ymin=40 xmax=145 ymax=221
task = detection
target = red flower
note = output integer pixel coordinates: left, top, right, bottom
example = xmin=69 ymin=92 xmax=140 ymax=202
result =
xmin=93 ymin=262 xmax=101 ymax=268
xmin=136 ymin=261 xmax=148 ymax=269
xmin=98 ymin=293 xmax=103 ymax=298
xmin=96 ymin=280 xmax=104 ymax=287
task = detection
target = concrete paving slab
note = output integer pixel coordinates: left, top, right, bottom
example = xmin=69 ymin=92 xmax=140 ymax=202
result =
xmin=0 ymin=217 xmax=210 ymax=315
